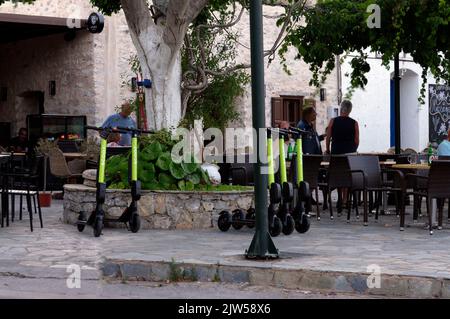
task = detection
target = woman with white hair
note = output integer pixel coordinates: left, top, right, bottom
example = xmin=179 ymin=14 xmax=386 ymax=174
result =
xmin=325 ymin=100 xmax=359 ymax=155
xmin=325 ymin=100 xmax=360 ymax=213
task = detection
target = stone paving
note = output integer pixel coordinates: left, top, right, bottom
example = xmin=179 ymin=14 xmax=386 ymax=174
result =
xmin=1 ymin=199 xmax=450 ymax=297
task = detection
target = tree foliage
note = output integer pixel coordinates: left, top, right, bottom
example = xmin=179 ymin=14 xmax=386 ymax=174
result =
xmin=280 ymin=0 xmax=450 ymax=103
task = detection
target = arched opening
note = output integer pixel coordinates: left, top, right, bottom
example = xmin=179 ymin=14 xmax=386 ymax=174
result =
xmin=390 ymin=69 xmax=420 ymax=151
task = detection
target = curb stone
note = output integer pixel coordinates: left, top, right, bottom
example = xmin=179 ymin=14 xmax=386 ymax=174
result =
xmin=101 ymin=259 xmax=450 ymax=298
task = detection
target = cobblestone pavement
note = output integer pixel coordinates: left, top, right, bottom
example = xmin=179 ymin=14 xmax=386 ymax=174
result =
xmin=1 ymin=200 xmax=450 ymax=297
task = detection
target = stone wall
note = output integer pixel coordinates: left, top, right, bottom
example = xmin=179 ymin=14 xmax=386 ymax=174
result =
xmin=0 ymin=0 xmax=338 ymax=136
xmin=0 ymin=31 xmax=96 ymax=132
xmin=63 ymin=184 xmax=254 ymax=230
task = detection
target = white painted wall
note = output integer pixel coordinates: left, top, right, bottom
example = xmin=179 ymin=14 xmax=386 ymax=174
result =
xmin=342 ymin=54 xmax=436 ymax=153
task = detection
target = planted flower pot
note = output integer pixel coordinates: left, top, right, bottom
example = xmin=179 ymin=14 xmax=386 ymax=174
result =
xmin=39 ymin=192 xmax=52 ymax=207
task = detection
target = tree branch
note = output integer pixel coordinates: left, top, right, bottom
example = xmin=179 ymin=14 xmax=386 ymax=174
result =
xmin=120 ymin=0 xmax=152 ymax=36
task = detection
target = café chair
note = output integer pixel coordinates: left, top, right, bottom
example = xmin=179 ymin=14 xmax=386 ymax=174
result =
xmin=347 ymin=155 xmax=405 ymax=227
xmin=48 ymin=148 xmax=83 ymax=187
xmin=406 ymin=160 xmax=450 ymax=235
xmin=1 ymin=154 xmax=44 ymax=231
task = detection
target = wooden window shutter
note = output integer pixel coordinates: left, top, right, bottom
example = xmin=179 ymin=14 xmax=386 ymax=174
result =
xmin=271 ymin=97 xmax=283 ymax=127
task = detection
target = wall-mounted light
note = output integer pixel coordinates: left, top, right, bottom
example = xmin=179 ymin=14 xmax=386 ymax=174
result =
xmin=320 ymin=88 xmax=327 ymax=101
xmin=0 ymin=87 xmax=7 ymax=102
xmin=49 ymin=81 xmax=56 ymax=96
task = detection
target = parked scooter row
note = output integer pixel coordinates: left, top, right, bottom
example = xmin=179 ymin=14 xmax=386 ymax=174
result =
xmin=218 ymin=127 xmax=311 ymax=236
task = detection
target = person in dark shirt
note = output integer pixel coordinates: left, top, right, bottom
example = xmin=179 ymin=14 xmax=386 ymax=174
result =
xmin=297 ymin=107 xmax=325 ymax=155
xmin=325 ymin=100 xmax=360 ymax=212
xmin=9 ymin=128 xmax=29 ymax=153
xmin=326 ymin=100 xmax=359 ymax=155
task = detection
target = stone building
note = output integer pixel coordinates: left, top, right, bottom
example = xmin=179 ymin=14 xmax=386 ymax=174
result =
xmin=0 ymin=0 xmax=338 ymax=148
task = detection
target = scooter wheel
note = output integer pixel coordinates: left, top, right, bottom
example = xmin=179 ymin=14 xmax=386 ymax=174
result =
xmin=246 ymin=208 xmax=256 ymax=228
xmin=282 ymin=183 xmax=294 ymax=202
xmin=269 ymin=216 xmax=282 ymax=237
xmin=77 ymin=214 xmax=86 ymax=232
xmin=232 ymin=209 xmax=245 ymax=230
xmin=218 ymin=211 xmax=232 ymax=232
xmin=298 ymin=181 xmax=311 ymax=199
xmin=282 ymin=215 xmax=295 ymax=235
xmin=93 ymin=218 xmax=103 ymax=238
xmin=295 ymin=214 xmax=311 ymax=234
xmin=270 ymin=183 xmax=282 ymax=204
xmin=129 ymin=214 xmax=141 ymax=233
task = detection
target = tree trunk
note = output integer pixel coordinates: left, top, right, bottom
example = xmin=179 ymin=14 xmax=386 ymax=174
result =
xmin=120 ymin=0 xmax=209 ymax=130
xmin=138 ymin=40 xmax=182 ymax=131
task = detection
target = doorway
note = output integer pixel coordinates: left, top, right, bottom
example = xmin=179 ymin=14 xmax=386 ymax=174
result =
xmin=15 ymin=90 xmax=45 ymax=133
xmin=390 ymin=69 xmax=420 ymax=151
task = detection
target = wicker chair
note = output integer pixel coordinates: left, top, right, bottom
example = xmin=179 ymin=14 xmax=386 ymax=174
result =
xmin=407 ymin=160 xmax=450 ymax=235
xmin=347 ymin=155 xmax=405 ymax=228
xmin=48 ymin=149 xmax=82 ymax=186
xmin=302 ymin=155 xmax=324 ymax=220
xmin=323 ymin=155 xmax=352 ymax=220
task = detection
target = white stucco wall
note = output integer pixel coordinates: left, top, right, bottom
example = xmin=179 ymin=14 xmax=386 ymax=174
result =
xmin=342 ymin=53 xmax=436 ymax=153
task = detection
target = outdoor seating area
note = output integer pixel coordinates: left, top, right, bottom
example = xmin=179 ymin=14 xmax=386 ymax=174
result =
xmin=289 ymin=153 xmax=450 ymax=235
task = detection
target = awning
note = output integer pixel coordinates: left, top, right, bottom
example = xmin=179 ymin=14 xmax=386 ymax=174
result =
xmin=0 ymin=13 xmax=88 ymax=44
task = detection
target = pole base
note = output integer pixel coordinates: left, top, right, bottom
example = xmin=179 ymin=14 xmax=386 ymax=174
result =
xmin=245 ymin=230 xmax=279 ymax=260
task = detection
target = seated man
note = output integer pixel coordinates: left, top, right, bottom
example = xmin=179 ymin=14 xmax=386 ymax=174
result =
xmin=102 ymin=101 xmax=137 ymax=146
xmin=9 ymin=128 xmax=29 ymax=153
xmin=437 ymin=128 xmax=450 ymax=156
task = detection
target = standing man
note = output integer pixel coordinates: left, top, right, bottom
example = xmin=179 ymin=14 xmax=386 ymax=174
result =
xmin=102 ymin=101 xmax=137 ymax=146
xmin=297 ymin=106 xmax=325 ymax=155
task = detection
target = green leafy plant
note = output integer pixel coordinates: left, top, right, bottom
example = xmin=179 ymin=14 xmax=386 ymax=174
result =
xmin=106 ymin=132 xmax=211 ymax=191
xmin=35 ymin=138 xmax=58 ymax=155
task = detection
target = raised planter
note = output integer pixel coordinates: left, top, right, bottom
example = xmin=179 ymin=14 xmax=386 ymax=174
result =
xmin=63 ymin=184 xmax=254 ymax=230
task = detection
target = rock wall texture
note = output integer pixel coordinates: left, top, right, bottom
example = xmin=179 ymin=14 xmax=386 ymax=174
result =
xmin=63 ymin=184 xmax=254 ymax=230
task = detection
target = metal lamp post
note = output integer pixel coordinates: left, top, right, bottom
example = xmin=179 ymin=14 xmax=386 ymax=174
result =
xmin=245 ymin=0 xmax=279 ymax=259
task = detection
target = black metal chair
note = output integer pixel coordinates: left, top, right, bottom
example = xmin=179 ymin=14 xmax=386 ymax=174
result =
xmin=2 ymin=154 xmax=44 ymax=231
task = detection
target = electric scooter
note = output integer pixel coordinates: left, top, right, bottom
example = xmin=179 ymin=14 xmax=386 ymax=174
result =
xmin=289 ymin=127 xmax=312 ymax=233
xmin=77 ymin=126 xmax=152 ymax=237
xmin=217 ymin=128 xmax=283 ymax=236
xmin=275 ymin=128 xmax=295 ymax=235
